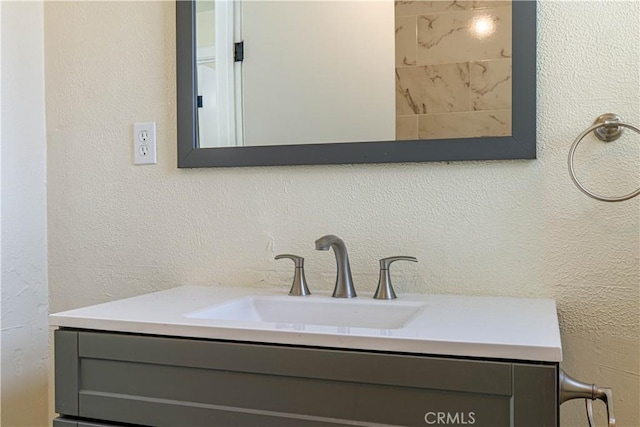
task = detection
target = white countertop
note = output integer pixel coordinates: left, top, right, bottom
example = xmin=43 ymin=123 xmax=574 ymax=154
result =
xmin=49 ymin=285 xmax=562 ymax=362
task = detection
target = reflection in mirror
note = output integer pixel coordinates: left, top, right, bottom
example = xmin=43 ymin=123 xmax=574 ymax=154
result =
xmin=195 ymin=0 xmax=512 ymax=149
xmin=196 ymin=0 xmax=243 ymax=147
xmin=395 ymin=1 xmax=512 ymax=141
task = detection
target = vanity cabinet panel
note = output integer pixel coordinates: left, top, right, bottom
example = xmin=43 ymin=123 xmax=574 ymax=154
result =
xmin=55 ymin=330 xmax=79 ymax=416
xmin=53 ymin=419 xmax=77 ymax=427
xmin=55 ymin=329 xmax=558 ymax=427
xmin=513 ymin=364 xmax=559 ymax=424
xmin=53 ymin=418 xmax=128 ymax=427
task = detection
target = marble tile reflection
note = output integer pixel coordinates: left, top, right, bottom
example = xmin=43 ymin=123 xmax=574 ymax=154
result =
xmin=470 ymin=59 xmax=511 ymax=110
xmin=396 ymin=16 xmax=417 ymax=67
xmin=418 ymin=109 xmax=511 ymax=139
xmin=472 ymin=0 xmax=511 ymax=9
xmin=396 ymin=1 xmax=470 ymax=17
xmin=416 ymin=6 xmax=512 ymax=65
xmin=396 ymin=63 xmax=470 ymax=115
xmin=396 ymin=115 xmax=419 ymax=140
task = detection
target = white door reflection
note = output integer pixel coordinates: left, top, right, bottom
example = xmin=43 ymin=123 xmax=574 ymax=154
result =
xmin=196 ymin=0 xmax=243 ymax=148
xmin=197 ymin=63 xmax=218 ymax=147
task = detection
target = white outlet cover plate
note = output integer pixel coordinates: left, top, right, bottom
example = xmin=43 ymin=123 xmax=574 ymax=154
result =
xmin=133 ymin=122 xmax=157 ymax=165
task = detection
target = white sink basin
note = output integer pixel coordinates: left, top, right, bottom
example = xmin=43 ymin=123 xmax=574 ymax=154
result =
xmin=49 ymin=286 xmax=563 ymax=361
xmin=184 ymin=296 xmax=426 ymax=329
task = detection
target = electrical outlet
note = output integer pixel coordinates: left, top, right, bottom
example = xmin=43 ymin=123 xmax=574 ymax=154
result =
xmin=133 ymin=122 xmax=157 ymax=165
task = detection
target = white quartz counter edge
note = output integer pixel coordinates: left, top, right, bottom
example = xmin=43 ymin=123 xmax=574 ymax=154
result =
xmin=49 ymin=285 xmax=563 ymax=362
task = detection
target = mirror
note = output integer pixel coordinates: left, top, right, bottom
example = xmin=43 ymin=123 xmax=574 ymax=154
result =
xmin=177 ymin=1 xmax=536 ymax=167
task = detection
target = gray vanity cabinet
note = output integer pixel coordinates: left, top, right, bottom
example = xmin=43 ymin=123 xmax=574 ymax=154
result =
xmin=54 ymin=329 xmax=558 ymax=427
xmin=53 ymin=419 xmax=116 ymax=427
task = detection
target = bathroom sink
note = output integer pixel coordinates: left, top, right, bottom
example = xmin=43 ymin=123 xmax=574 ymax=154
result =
xmin=184 ymin=296 xmax=425 ymax=329
xmin=50 ymin=286 xmax=562 ymax=361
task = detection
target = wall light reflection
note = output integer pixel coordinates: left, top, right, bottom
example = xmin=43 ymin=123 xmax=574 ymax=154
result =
xmin=470 ymin=15 xmax=496 ymax=39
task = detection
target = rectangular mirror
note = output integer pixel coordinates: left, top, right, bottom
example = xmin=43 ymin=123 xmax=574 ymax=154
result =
xmin=177 ymin=0 xmax=536 ymax=168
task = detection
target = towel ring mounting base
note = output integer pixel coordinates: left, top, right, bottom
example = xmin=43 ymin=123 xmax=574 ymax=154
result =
xmin=593 ymin=113 xmax=624 ymax=142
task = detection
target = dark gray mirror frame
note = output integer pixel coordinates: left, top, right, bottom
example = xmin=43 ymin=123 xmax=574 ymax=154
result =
xmin=177 ymin=0 xmax=536 ymax=168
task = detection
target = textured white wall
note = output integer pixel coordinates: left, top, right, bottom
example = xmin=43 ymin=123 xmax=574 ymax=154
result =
xmin=45 ymin=1 xmax=638 ymax=426
xmin=1 ymin=1 xmax=49 ymax=426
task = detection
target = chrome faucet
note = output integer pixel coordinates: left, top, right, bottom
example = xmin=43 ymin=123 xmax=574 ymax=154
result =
xmin=315 ymin=235 xmax=356 ymax=298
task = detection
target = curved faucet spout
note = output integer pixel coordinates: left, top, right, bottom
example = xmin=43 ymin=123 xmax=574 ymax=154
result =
xmin=315 ymin=234 xmax=342 ymax=250
xmin=315 ymin=235 xmax=356 ymax=298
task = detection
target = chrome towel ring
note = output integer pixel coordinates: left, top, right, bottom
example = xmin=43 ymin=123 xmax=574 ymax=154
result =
xmin=568 ymin=113 xmax=640 ymax=202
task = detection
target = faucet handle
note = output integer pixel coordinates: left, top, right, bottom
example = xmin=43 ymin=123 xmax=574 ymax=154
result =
xmin=379 ymin=256 xmax=418 ymax=269
xmin=275 ymin=254 xmax=311 ymax=296
xmin=374 ymin=256 xmax=418 ymax=300
xmin=275 ymin=254 xmax=304 ymax=267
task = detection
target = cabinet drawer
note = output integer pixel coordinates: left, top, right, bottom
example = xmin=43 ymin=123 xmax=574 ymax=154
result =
xmin=54 ymin=417 xmax=133 ymax=427
xmin=55 ymin=329 xmax=557 ymax=427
